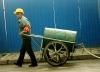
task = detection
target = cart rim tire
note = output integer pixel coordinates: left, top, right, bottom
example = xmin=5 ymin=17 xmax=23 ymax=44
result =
xmin=44 ymin=41 xmax=69 ymax=66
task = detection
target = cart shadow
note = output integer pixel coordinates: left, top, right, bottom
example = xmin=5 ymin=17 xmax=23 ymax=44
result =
xmin=61 ymin=63 xmax=76 ymax=67
xmin=42 ymin=62 xmax=77 ymax=70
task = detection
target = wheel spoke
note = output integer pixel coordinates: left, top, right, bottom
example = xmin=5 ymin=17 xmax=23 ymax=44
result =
xmin=48 ymin=57 xmax=57 ymax=63
xmin=48 ymin=48 xmax=54 ymax=53
xmin=62 ymin=53 xmax=67 ymax=57
xmin=50 ymin=53 xmax=56 ymax=59
xmin=54 ymin=43 xmax=57 ymax=52
xmin=57 ymin=46 xmax=64 ymax=53
xmin=58 ymin=51 xmax=67 ymax=57
xmin=56 ymin=55 xmax=59 ymax=62
xmin=52 ymin=43 xmax=57 ymax=52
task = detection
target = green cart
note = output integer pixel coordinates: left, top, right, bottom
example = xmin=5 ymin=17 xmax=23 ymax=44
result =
xmin=25 ymin=27 xmax=77 ymax=66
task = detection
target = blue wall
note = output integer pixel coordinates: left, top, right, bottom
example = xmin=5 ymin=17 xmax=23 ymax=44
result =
xmin=0 ymin=0 xmax=100 ymax=53
xmin=0 ymin=0 xmax=7 ymax=53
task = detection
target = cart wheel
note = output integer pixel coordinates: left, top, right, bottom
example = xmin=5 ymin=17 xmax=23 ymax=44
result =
xmin=44 ymin=41 xmax=69 ymax=66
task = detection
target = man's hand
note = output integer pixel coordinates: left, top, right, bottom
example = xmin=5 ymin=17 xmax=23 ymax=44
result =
xmin=19 ymin=32 xmax=23 ymax=36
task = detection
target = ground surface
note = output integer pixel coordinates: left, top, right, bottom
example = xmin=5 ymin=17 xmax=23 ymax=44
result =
xmin=0 ymin=48 xmax=100 ymax=65
xmin=0 ymin=59 xmax=99 ymax=72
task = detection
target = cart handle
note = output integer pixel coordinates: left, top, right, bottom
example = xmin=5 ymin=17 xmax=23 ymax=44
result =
xmin=23 ymin=34 xmax=75 ymax=44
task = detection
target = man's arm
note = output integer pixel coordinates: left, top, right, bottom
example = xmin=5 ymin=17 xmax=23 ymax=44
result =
xmin=20 ymin=19 xmax=31 ymax=35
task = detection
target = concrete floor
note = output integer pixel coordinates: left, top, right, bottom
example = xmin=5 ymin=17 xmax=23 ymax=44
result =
xmin=0 ymin=48 xmax=100 ymax=65
xmin=0 ymin=59 xmax=99 ymax=72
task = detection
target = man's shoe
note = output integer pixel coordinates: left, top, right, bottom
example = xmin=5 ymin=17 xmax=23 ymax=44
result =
xmin=29 ymin=64 xmax=37 ymax=67
xmin=14 ymin=63 xmax=22 ymax=67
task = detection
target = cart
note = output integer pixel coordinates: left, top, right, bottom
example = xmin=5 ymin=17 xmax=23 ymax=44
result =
xmin=24 ymin=27 xmax=77 ymax=66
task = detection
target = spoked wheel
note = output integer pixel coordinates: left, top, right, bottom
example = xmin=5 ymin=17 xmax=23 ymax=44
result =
xmin=44 ymin=41 xmax=69 ymax=66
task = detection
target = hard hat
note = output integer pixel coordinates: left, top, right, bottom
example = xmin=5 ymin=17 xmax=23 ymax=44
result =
xmin=14 ymin=8 xmax=24 ymax=14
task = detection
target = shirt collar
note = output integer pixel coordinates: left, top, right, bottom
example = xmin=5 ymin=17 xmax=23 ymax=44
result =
xmin=19 ymin=16 xmax=24 ymax=22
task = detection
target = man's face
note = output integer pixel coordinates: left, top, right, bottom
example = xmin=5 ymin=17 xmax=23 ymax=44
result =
xmin=16 ymin=13 xmax=23 ymax=19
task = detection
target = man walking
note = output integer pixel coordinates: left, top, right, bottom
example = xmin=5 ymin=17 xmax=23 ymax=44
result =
xmin=14 ymin=8 xmax=38 ymax=67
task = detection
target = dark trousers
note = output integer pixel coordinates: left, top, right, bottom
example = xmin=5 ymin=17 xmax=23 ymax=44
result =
xmin=17 ymin=38 xmax=37 ymax=66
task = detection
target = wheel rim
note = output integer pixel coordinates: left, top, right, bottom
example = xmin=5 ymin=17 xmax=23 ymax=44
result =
xmin=44 ymin=41 xmax=69 ymax=66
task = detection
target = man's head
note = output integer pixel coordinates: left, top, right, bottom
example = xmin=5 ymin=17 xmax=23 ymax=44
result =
xmin=14 ymin=8 xmax=24 ymax=19
xmin=16 ymin=12 xmax=23 ymax=19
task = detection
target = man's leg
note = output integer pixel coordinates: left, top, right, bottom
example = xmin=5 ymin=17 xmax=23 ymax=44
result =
xmin=25 ymin=39 xmax=37 ymax=66
xmin=15 ymin=41 xmax=26 ymax=66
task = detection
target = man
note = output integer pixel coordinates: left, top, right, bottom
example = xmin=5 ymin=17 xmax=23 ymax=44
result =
xmin=14 ymin=8 xmax=38 ymax=67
